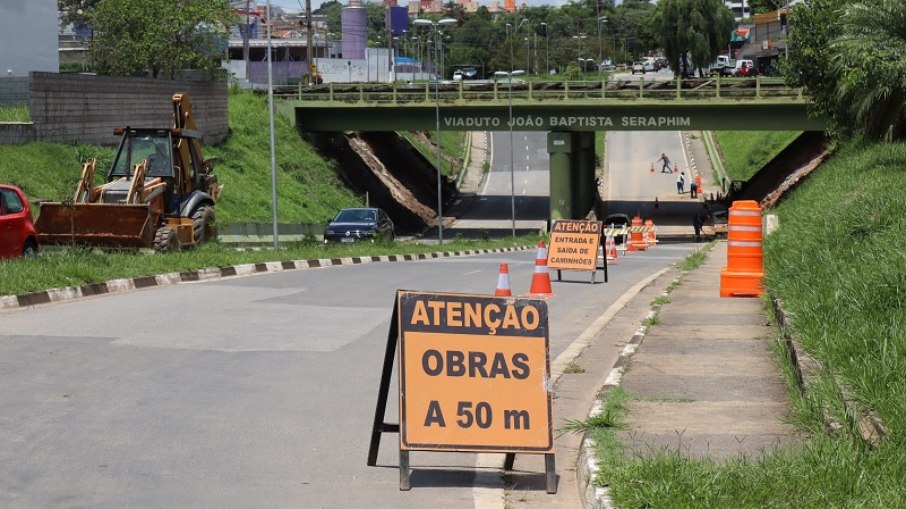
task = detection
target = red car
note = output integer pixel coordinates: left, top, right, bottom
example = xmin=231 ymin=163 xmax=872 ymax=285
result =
xmin=0 ymin=184 xmax=38 ymax=258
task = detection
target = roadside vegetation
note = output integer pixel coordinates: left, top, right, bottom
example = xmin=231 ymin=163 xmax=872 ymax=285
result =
xmin=715 ymin=131 xmax=801 ymax=181
xmin=0 ymin=234 xmax=539 ymax=297
xmin=0 ymin=105 xmax=30 ymax=122
xmin=399 ymin=130 xmax=465 ymax=180
xmin=591 ymin=140 xmax=906 ymax=507
xmin=0 ymin=89 xmax=362 ymax=225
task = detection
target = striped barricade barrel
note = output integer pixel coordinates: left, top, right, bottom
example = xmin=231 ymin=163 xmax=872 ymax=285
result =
xmin=629 ymin=215 xmax=648 ymax=251
xmin=720 ymin=200 xmax=764 ymax=297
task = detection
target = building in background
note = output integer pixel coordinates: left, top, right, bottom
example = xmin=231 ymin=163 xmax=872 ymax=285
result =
xmin=1 ymin=0 xmax=59 ymax=76
xmin=723 ymin=0 xmax=751 ymax=21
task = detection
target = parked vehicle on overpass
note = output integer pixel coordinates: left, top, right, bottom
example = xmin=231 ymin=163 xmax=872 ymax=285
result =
xmin=0 ymin=184 xmax=38 ymax=259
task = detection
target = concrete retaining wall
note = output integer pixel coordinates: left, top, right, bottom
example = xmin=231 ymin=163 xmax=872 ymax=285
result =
xmin=0 ymin=77 xmax=31 ymax=106
xmin=28 ymin=72 xmax=228 ymax=146
xmin=0 ymin=123 xmax=35 ymax=145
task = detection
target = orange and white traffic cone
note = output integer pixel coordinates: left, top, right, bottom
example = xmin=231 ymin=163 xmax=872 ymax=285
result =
xmin=673 ymin=163 xmax=679 ymax=173
xmin=650 ymin=163 xmax=655 ymax=173
xmin=527 ymin=240 xmax=554 ymax=297
xmin=495 ymin=262 xmax=512 ymax=297
xmin=606 ymin=234 xmax=618 ymax=263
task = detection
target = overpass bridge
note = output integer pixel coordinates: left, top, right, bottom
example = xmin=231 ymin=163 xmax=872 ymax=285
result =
xmin=278 ymin=76 xmax=825 ymax=221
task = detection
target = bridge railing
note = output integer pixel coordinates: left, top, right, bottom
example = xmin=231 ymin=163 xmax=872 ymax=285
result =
xmin=278 ymin=76 xmax=804 ymax=104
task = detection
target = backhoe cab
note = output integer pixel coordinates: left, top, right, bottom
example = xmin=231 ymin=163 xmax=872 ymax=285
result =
xmin=36 ymin=93 xmax=223 ymax=252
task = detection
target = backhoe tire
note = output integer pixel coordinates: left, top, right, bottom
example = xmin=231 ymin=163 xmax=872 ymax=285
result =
xmin=153 ymin=226 xmax=180 ymax=253
xmin=192 ymin=206 xmax=216 ymax=244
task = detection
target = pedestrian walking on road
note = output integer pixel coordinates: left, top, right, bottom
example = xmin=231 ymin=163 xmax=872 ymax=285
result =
xmin=659 ymin=153 xmax=672 ymax=173
xmin=676 ymin=171 xmax=685 ymax=194
xmin=690 ymin=179 xmax=698 ymax=199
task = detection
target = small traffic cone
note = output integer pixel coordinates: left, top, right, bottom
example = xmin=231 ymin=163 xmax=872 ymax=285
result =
xmin=650 ymin=163 xmax=655 ymax=173
xmin=528 ymin=240 xmax=554 ymax=297
xmin=606 ymin=234 xmax=618 ymax=263
xmin=673 ymin=163 xmax=679 ymax=173
xmin=495 ymin=263 xmax=512 ymax=297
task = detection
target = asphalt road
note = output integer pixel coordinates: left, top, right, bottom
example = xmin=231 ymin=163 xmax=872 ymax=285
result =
xmin=0 ymin=242 xmax=695 ymax=508
xmin=446 ymin=131 xmax=550 ymax=237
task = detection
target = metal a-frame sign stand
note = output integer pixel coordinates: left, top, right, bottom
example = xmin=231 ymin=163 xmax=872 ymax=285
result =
xmin=367 ymin=292 xmax=557 ymax=494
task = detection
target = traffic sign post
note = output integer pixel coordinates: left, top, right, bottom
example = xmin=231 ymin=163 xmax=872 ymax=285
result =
xmin=547 ymin=219 xmax=606 ymax=283
xmin=368 ymin=291 xmax=557 ymax=494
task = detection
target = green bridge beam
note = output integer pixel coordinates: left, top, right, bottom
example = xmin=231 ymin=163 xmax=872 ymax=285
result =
xmin=286 ymin=102 xmax=827 ymax=132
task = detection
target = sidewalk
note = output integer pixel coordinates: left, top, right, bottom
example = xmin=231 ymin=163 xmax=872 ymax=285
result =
xmin=618 ymin=241 xmax=800 ymax=459
xmin=507 ymin=241 xmax=800 ymax=509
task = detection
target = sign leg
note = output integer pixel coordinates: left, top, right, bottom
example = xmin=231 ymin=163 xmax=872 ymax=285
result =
xmin=545 ymin=453 xmax=557 ymax=494
xmin=400 ymin=450 xmax=411 ymax=491
xmin=503 ymin=453 xmax=515 ymax=471
xmin=557 ymin=269 xmax=562 ymax=282
xmin=367 ymin=299 xmax=400 ymax=466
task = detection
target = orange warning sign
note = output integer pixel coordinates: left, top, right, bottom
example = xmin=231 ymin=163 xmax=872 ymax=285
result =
xmin=397 ymin=291 xmax=553 ymax=453
xmin=547 ymin=219 xmax=603 ymax=272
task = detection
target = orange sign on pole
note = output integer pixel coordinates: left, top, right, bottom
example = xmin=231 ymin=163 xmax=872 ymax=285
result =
xmin=368 ymin=291 xmax=557 ymax=493
xmin=548 ymin=219 xmax=605 ymax=283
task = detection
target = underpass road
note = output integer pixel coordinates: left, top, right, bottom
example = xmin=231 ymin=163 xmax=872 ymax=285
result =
xmin=0 ymin=244 xmax=694 ymax=508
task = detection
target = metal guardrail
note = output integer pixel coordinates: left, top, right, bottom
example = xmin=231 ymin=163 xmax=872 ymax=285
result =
xmin=277 ymin=77 xmax=804 ymax=105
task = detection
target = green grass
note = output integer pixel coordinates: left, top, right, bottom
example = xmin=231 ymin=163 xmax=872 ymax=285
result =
xmin=678 ymin=244 xmax=711 ymax=271
xmin=399 ymin=130 xmax=465 ymax=179
xmin=563 ymin=362 xmax=586 ymax=374
xmin=0 ymin=104 xmax=30 ymax=122
xmin=592 ymin=141 xmax=906 ymax=508
xmin=715 ymin=131 xmax=801 ymax=181
xmin=651 ymin=295 xmax=671 ymax=306
xmin=561 ymin=387 xmax=629 ymax=436
xmin=0 ymin=234 xmax=539 ymax=296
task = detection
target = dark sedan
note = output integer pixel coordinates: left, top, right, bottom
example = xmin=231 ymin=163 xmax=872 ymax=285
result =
xmin=323 ymin=207 xmax=394 ymax=243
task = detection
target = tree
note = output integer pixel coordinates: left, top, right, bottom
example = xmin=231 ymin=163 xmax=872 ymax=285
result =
xmin=654 ymin=0 xmax=734 ymax=77
xmin=828 ymin=0 xmax=906 ymax=139
xmin=88 ymin=0 xmax=235 ymax=79
xmin=59 ymin=0 xmax=101 ymax=28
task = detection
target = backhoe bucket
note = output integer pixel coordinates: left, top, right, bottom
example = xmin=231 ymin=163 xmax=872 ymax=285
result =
xmin=35 ymin=203 xmax=154 ymax=248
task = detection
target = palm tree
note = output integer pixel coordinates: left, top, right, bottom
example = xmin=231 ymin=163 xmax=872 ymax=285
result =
xmin=830 ymin=0 xmax=906 ymax=140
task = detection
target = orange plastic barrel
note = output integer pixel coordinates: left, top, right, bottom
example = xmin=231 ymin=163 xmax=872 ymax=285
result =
xmin=694 ymin=175 xmax=703 ymax=195
xmin=629 ymin=215 xmax=648 ymax=251
xmin=643 ymin=219 xmax=657 ymax=247
xmin=720 ymin=200 xmax=764 ymax=297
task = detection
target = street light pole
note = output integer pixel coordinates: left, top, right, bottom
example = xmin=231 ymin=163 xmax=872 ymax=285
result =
xmin=540 ymin=22 xmax=548 ymax=75
xmin=266 ymin=0 xmax=279 ymax=252
xmin=414 ymin=17 xmax=457 ymax=244
xmin=494 ymin=70 xmax=525 ymax=239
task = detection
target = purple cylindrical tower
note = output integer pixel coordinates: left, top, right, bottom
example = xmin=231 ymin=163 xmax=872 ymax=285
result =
xmin=341 ymin=4 xmax=367 ymax=59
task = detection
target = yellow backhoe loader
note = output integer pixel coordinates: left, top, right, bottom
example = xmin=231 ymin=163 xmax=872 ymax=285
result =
xmin=36 ymin=93 xmax=223 ymax=252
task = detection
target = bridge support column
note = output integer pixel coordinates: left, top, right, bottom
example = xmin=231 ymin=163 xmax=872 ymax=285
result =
xmin=574 ymin=131 xmax=596 ymax=218
xmin=547 ymin=131 xmax=575 ymax=222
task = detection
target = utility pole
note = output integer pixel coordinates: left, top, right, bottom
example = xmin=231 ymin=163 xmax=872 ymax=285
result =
xmin=243 ymin=0 xmax=251 ymax=81
xmin=306 ymin=0 xmax=314 ymax=83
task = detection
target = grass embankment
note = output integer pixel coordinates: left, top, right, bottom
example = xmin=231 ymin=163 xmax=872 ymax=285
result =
xmin=715 ymin=131 xmax=801 ymax=181
xmin=399 ymin=130 xmax=465 ymax=180
xmin=0 ymin=89 xmax=362 ymax=225
xmin=0 ymin=104 xmax=30 ymax=122
xmin=584 ymin=141 xmax=906 ymax=507
xmin=0 ymin=88 xmax=493 ymax=297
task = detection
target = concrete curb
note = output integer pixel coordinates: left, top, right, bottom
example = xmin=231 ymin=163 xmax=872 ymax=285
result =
xmin=576 ymin=242 xmax=712 ymax=509
xmin=0 ymin=245 xmax=532 ymax=312
xmin=575 ymin=285 xmax=677 ymax=509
